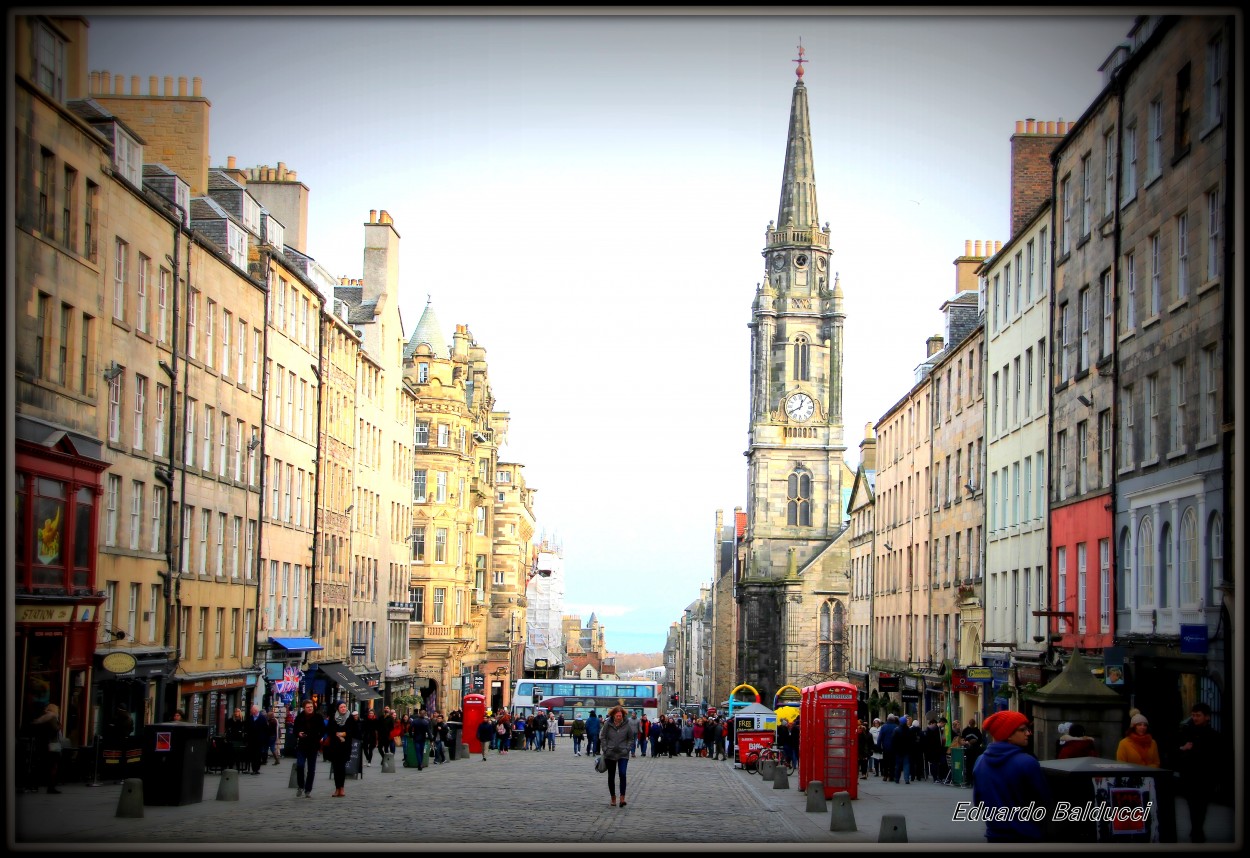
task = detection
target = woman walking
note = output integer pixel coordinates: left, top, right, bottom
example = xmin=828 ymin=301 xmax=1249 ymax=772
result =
xmin=291 ymin=699 xmax=326 ymax=798
xmin=325 ymin=701 xmax=360 ymax=797
xmin=599 ymin=705 xmax=637 ymax=807
xmin=1115 ymin=710 xmax=1160 ymax=767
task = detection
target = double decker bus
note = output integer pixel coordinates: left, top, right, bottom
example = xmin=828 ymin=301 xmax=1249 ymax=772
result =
xmin=511 ymin=678 xmax=661 ymax=724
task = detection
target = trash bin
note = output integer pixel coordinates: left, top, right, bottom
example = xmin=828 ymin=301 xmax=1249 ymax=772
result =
xmin=1040 ymin=757 xmax=1177 ymax=843
xmin=141 ymin=722 xmax=208 ymax=806
xmin=949 ymin=747 xmax=967 ymax=786
xmin=402 ymin=734 xmax=419 ymax=768
xmin=447 ymin=722 xmax=462 ymax=760
xmin=511 ymin=730 xmax=525 ymax=751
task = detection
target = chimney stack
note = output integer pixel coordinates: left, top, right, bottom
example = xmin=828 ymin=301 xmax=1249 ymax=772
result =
xmin=926 ymin=335 xmax=945 ymax=357
xmin=1009 ymin=118 xmax=1068 ymax=238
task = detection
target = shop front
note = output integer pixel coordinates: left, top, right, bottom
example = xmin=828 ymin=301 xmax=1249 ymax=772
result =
xmin=309 ymin=660 xmax=382 ymax=709
xmin=177 ymin=673 xmax=254 ymax=736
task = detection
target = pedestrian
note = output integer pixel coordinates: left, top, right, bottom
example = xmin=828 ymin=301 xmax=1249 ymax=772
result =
xmin=923 ymin=718 xmax=946 ymax=779
xmin=869 ymin=718 xmax=883 ymax=776
xmin=1176 ymin=701 xmax=1222 ymax=843
xmin=600 ymin=705 xmax=637 ymax=807
xmin=857 ymin=722 xmax=874 ymax=779
xmin=627 ymin=710 xmax=641 ymax=757
xmin=31 ymin=703 xmax=64 ymax=794
xmin=961 ymin=715 xmax=984 ymax=776
xmin=638 ymin=714 xmax=650 ymax=757
xmin=378 ymin=707 xmax=396 ymax=758
xmin=325 ymin=701 xmax=359 ymax=797
xmin=663 ymin=716 xmax=681 ymax=758
xmin=432 ymin=714 xmax=449 ymax=764
xmin=704 ymin=717 xmax=722 ymax=761
xmin=571 ymin=715 xmax=586 ymax=756
xmin=409 ymin=709 xmax=430 ymax=770
xmin=248 ymin=704 xmax=269 ymax=774
xmin=909 ymin=717 xmax=926 ymax=780
xmin=226 ymin=707 xmax=250 ymax=772
xmin=291 ymin=699 xmax=326 ymax=798
xmin=548 ymin=712 xmax=559 ymax=751
xmin=775 ymin=718 xmax=790 ymax=766
xmin=495 ymin=711 xmax=511 ymax=754
xmin=267 ymin=709 xmax=282 ymax=764
xmin=893 ymin=715 xmax=913 ymax=783
xmin=476 ymin=716 xmax=494 ymax=760
xmin=1057 ymin=721 xmax=1099 ymax=759
xmin=785 ymin=717 xmax=801 ymax=770
xmin=362 ymin=709 xmax=379 ymax=765
xmin=585 ymin=710 xmax=601 ymax=757
xmin=878 ymin=714 xmax=899 ymax=781
xmin=971 ymin=710 xmax=1051 ymax=842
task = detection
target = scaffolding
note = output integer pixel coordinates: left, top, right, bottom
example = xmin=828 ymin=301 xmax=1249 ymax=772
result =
xmin=525 ymin=537 xmax=565 ymax=674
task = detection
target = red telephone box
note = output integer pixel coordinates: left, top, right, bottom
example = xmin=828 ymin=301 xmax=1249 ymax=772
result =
xmin=801 ymin=681 xmax=859 ymax=799
xmin=462 ymin=693 xmax=486 ymax=754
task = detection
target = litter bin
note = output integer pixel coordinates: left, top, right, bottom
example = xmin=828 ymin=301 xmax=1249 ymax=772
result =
xmin=1040 ymin=757 xmax=1176 ymax=843
xmin=949 ymin=747 xmax=967 ymax=786
xmin=447 ymin=722 xmax=462 ymax=760
xmin=141 ymin=722 xmax=208 ymax=806
xmin=511 ymin=730 xmax=525 ymax=751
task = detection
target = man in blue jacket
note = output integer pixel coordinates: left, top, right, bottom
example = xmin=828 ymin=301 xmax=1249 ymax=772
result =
xmin=585 ymin=711 xmax=602 ymax=757
xmin=971 ymin=710 xmax=1051 ymax=842
xmin=877 ymin=714 xmax=899 ymax=781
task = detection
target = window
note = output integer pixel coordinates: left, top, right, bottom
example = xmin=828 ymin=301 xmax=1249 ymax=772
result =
xmin=31 ymin=20 xmax=66 ymax=101
xmin=1145 ymin=374 xmax=1159 ymax=461
xmin=221 ymin=310 xmax=231 ymax=377
xmin=1025 ymin=239 xmax=1035 ymax=303
xmin=149 ymin=585 xmax=160 ymax=642
xmin=412 ymin=527 xmax=425 ymax=563
xmin=1175 ymin=212 xmax=1189 ymax=300
xmin=992 ymin=276 xmax=1000 ymax=332
xmin=1012 ymin=356 xmax=1021 ymax=424
xmin=435 ymin=472 xmax=447 ymax=504
xmin=251 ymin=328 xmax=261 ymax=390
xmin=243 ymin=609 xmax=254 ymax=657
xmin=437 ymin=424 xmax=450 ymax=447
xmin=1124 ymin=251 xmax=1137 ymax=329
xmin=1149 ymin=233 xmax=1161 ymax=317
xmin=1120 ymin=385 xmax=1135 ymax=466
xmin=475 ymin=505 xmax=486 ymax=535
xmin=157 ymin=267 xmax=170 ymax=342
xmin=1004 ymin=266 xmax=1012 ymax=323
xmin=1200 ymin=345 xmax=1217 ymax=440
xmin=154 ymin=384 xmax=168 ymax=458
xmin=1205 ymin=33 xmax=1224 ymax=127
xmin=1078 ymin=287 xmax=1090 ymax=371
xmin=216 ymin=512 xmax=226 ymax=576
xmin=1122 ymin=122 xmax=1138 ymax=202
xmin=113 ymin=128 xmax=141 ymax=186
xmin=57 ymin=303 xmax=70 ymax=384
xmin=1118 ymin=529 xmax=1130 ymax=612
xmin=1059 ymin=302 xmax=1071 ymax=379
xmin=204 ymin=299 xmax=215 ymax=367
xmin=1037 ymin=339 xmax=1046 ymax=412
xmin=1056 ymin=546 xmax=1068 ymax=633
xmin=113 ymin=239 xmax=128 ymax=321
xmin=198 ymin=508 xmax=209 ymax=574
xmin=1080 ymin=153 xmax=1092 ymax=237
xmin=231 ymin=517 xmax=241 ymax=579
xmin=129 ymin=480 xmax=143 ymax=551
xmin=1101 ymin=271 xmax=1113 ymax=359
xmin=1103 ymin=129 xmax=1116 ymax=217
xmin=107 ymin=371 xmax=122 ymax=443
xmin=417 ymin=362 xmax=429 ymax=383
xmin=1179 ymin=509 xmax=1199 ymax=606
xmin=433 ymin=588 xmax=445 ymax=624
xmin=151 ymin=485 xmax=165 ymax=553
xmin=104 ymin=581 xmax=117 ymax=641
xmin=186 ymin=288 xmax=198 ymax=360
xmin=435 ymin=528 xmax=447 ymax=563
xmin=787 ymin=469 xmax=812 ymax=526
xmin=238 ymin=320 xmax=247 ymax=384
xmin=226 ymin=221 xmax=247 ymax=270
xmin=1035 ymin=450 xmax=1045 ymax=518
xmin=1147 ymin=97 xmax=1163 ymax=178
xmin=1060 ymin=175 xmax=1072 ymax=254
xmin=1175 ymin=63 xmax=1192 ymax=155
xmin=219 ymin=415 xmax=229 ymax=478
xmin=1076 ymin=420 xmax=1088 ymax=494
xmin=1204 ymin=188 xmax=1221 ymax=282
xmin=1039 ymin=227 xmax=1049 ymax=293
xmin=1077 ymin=543 xmax=1087 ymax=634
xmin=105 ymin=475 xmax=120 ymax=546
xmin=413 ymin=469 xmax=427 ymax=502
xmin=1022 ymin=456 xmax=1032 ymax=521
xmin=1098 ymin=410 xmax=1112 ymax=488
xmin=1057 ymin=430 xmax=1068 ymax=501
xmin=202 ymin=405 xmax=213 ymax=473
xmin=1172 ymin=359 xmax=1187 ymax=451
xmin=415 ymin=421 xmax=429 ymax=447
xmin=793 ymin=336 xmax=810 ymax=380
xmin=1137 ymin=516 xmax=1155 ymax=606
xmin=84 ymin=180 xmax=98 ymax=261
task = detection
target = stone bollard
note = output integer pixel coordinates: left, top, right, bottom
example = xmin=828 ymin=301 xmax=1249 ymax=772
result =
xmin=115 ymin=777 xmax=144 ymax=818
xmin=289 ymin=762 xmax=300 ymax=789
xmin=829 ymin=790 xmax=857 ymax=832
xmin=459 ymin=743 xmax=470 ymax=761
xmin=759 ymin=759 xmax=776 ymax=780
xmin=879 ymin=813 xmax=908 ymax=842
xmin=216 ymin=769 xmax=239 ymax=801
xmin=805 ymin=781 xmax=827 ymax=813
xmin=773 ymin=765 xmax=790 ymax=790
xmin=380 ymin=751 xmax=396 ymax=773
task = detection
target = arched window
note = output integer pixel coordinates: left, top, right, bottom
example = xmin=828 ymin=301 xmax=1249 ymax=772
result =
xmin=1117 ymin=527 xmax=1132 ymax=611
xmin=1159 ymin=522 xmax=1173 ymax=609
xmin=819 ymin=602 xmax=831 ymax=673
xmin=1207 ymin=512 xmax=1223 ymax=605
xmin=831 ymin=601 xmax=846 ymax=674
xmin=793 ymin=335 xmax=810 ymax=381
xmin=1137 ymin=516 xmax=1154 ymax=607
xmin=1180 ymin=509 xmax=1199 ymax=605
xmin=787 ymin=468 xmax=812 ymax=526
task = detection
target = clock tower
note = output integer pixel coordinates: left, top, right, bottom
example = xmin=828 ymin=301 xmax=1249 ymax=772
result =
xmin=740 ymin=47 xmax=853 ymax=700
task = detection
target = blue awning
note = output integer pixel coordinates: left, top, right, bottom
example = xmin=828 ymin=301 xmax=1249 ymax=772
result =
xmin=269 ymin=636 xmax=323 ymax=651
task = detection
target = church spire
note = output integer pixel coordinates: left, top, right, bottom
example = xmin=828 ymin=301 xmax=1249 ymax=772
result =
xmin=776 ymin=42 xmax=819 ymax=230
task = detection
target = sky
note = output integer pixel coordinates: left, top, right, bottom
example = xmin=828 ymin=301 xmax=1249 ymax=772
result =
xmin=84 ymin=8 xmax=1136 ymax=654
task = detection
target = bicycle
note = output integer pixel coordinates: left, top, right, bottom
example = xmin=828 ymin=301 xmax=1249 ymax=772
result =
xmin=743 ymin=745 xmax=794 ymax=777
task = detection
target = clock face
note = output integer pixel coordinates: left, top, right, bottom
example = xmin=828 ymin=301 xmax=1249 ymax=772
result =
xmin=785 ymin=393 xmax=815 ymax=422
xmin=772 ymin=253 xmax=786 ymax=270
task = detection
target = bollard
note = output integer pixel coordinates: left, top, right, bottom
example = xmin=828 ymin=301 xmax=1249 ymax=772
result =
xmin=829 ymin=790 xmax=857 ymax=832
xmin=879 ymin=813 xmax=908 ymax=842
xmin=380 ymin=751 xmax=396 ymax=773
xmin=216 ymin=769 xmax=239 ymax=801
xmin=289 ymin=762 xmax=300 ymax=789
xmin=773 ymin=765 xmax=790 ymax=790
xmin=759 ymin=759 xmax=776 ymax=780
xmin=459 ymin=743 xmax=470 ymax=762
xmin=805 ymin=781 xmax=827 ymax=813
xmin=115 ymin=777 xmax=144 ymax=818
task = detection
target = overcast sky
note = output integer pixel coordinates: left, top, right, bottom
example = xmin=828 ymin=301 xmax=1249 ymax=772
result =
xmin=85 ymin=8 xmax=1135 ymax=655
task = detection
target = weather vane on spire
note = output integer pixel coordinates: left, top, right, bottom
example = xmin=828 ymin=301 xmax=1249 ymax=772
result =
xmin=793 ymin=39 xmax=807 ymax=80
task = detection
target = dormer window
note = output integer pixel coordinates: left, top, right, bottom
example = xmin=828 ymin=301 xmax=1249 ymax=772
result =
xmin=242 ymin=193 xmax=261 ymax=236
xmin=173 ymin=178 xmax=191 ymax=228
xmin=225 ymin=220 xmax=247 ymax=270
xmin=417 ymin=362 xmax=429 ymax=383
xmin=31 ymin=20 xmax=66 ymax=102
xmin=262 ymin=212 xmax=284 ymax=250
xmin=113 ymin=127 xmax=142 ymax=187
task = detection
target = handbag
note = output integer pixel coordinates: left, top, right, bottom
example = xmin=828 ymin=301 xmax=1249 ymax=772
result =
xmin=594 ymin=755 xmax=607 ymax=773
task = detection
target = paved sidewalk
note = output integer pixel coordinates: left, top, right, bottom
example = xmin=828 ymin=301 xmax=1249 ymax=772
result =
xmin=10 ymin=749 xmax=1237 ymax=849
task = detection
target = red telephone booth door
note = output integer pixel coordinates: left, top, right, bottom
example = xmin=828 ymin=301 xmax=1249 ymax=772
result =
xmin=812 ymin=681 xmax=859 ymax=799
xmin=799 ymin=685 xmax=814 ymax=790
xmin=462 ymin=693 xmax=486 ymax=753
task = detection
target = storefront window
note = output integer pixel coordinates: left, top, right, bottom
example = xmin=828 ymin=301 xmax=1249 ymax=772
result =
xmin=15 ymin=474 xmax=27 ymax=569
xmin=23 ymin=634 xmax=65 ymax=728
xmin=32 ymin=477 xmax=67 ymax=588
xmin=74 ymin=486 xmax=93 ymax=588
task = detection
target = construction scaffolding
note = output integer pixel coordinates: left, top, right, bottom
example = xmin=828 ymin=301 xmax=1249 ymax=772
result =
xmin=525 ymin=537 xmax=565 ymax=674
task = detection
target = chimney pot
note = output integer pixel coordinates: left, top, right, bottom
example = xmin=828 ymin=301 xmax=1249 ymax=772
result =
xmin=964 ymin=240 xmax=972 ymax=256
xmin=178 ymin=77 xmax=187 ymax=97
xmin=227 ymin=155 xmax=237 ymax=170
xmin=114 ymin=73 xmax=123 ymax=95
xmin=1015 ymin=120 xmax=1025 ymax=134
xmin=994 ymin=240 xmax=1003 ymax=253
xmin=278 ymin=162 xmax=287 ymax=180
xmin=149 ymin=75 xmax=158 ymax=96
xmin=89 ymin=71 xmax=100 ymax=94
xmin=102 ymin=71 xmax=112 ymax=92
xmin=369 ymin=210 xmax=377 ymax=223
xmin=192 ymin=77 xmax=202 ymax=97
xmin=288 ymin=171 xmax=296 ymax=180
xmin=164 ymin=75 xmax=173 ymax=96
xmin=974 ymin=240 xmax=983 ymax=256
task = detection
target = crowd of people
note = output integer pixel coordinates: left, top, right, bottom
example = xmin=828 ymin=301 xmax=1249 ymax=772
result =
xmin=865 ymin=713 xmax=967 ymax=783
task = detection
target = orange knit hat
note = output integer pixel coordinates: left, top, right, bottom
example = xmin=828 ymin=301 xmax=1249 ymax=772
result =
xmin=982 ymin=710 xmax=1029 ymax=742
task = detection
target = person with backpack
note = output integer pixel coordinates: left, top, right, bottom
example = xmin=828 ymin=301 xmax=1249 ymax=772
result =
xmin=585 ymin=710 xmax=602 ymax=757
xmin=409 ymin=710 xmax=430 ymax=770
xmin=475 ymin=716 xmax=495 ymax=761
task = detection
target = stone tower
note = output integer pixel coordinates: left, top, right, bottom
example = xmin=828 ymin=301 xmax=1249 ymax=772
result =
xmin=740 ymin=47 xmax=853 ymax=701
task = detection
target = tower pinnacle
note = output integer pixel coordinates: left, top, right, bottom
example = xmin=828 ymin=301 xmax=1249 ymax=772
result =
xmin=793 ymin=39 xmax=807 ymax=80
xmin=777 ymin=47 xmax=819 ymax=230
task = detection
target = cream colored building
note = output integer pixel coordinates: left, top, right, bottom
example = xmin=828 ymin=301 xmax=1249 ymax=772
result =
xmin=488 ymin=457 xmax=536 ymax=710
xmin=846 ymin=425 xmax=877 ymax=687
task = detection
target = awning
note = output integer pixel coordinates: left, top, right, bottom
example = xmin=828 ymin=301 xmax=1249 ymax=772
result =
xmin=269 ymin=636 xmax=323 ymax=651
xmin=317 ymin=661 xmax=382 ymax=700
